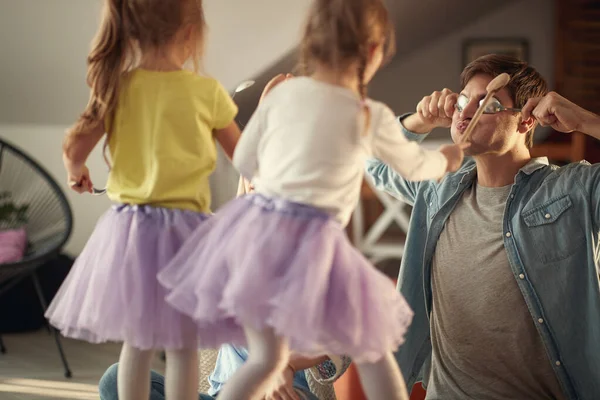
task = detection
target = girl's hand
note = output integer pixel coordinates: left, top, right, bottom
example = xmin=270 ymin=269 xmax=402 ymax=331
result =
xmin=439 ymin=142 xmax=470 ymax=173
xmin=68 ymin=166 xmax=94 ymax=194
xmin=236 ymin=177 xmax=254 ymax=196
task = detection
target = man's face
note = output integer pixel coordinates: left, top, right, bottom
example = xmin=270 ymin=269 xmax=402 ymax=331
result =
xmin=450 ymin=74 xmax=524 ymax=156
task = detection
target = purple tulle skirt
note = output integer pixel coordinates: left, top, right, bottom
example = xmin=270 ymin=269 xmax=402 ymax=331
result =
xmin=45 ymin=204 xmax=208 ymax=350
xmin=158 ymin=194 xmax=414 ymax=363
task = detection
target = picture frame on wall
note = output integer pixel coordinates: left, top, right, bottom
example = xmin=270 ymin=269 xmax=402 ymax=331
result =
xmin=462 ymin=38 xmax=529 ymax=67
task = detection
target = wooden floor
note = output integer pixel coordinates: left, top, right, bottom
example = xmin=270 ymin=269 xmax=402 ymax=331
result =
xmin=0 ymin=330 xmax=165 ymax=399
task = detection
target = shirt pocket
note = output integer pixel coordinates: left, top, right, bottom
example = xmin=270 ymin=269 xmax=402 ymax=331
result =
xmin=521 ymin=194 xmax=585 ymax=263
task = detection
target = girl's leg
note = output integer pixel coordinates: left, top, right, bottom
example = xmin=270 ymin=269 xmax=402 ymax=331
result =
xmin=355 ymin=352 xmax=410 ymax=400
xmin=117 ymin=343 xmax=155 ymax=400
xmin=165 ymin=348 xmax=199 ymax=400
xmin=218 ymin=326 xmax=290 ymax=400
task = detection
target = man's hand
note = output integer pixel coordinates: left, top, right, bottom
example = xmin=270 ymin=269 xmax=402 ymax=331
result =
xmin=261 ymin=354 xmax=329 ymax=400
xmin=262 ymin=365 xmax=299 ymax=400
xmin=522 ymin=91 xmax=600 ymax=139
xmin=522 ymin=92 xmax=580 ymax=133
xmin=259 ymin=73 xmax=294 ymax=103
xmin=404 ymin=88 xmax=458 ymax=134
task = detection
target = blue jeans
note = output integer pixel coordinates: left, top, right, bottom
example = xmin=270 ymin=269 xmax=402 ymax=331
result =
xmin=99 ymin=363 xmax=318 ymax=400
xmin=99 ymin=363 xmax=213 ymax=400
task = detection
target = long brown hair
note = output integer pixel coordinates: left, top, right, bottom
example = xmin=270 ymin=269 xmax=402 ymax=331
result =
xmin=298 ymin=0 xmax=395 ymax=134
xmin=461 ymin=54 xmax=548 ymax=148
xmin=71 ymin=0 xmax=206 ymax=138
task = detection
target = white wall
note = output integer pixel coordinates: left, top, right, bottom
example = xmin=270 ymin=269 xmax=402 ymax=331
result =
xmin=0 ymin=0 xmax=311 ymax=125
xmin=370 ymin=0 xmax=555 ymax=140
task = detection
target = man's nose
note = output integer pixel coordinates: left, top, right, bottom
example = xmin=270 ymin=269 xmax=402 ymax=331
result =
xmin=460 ymin=99 xmax=478 ymax=119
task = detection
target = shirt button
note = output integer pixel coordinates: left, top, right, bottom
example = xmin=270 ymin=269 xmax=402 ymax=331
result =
xmin=555 ymin=361 xmax=561 ymax=366
xmin=510 ymin=194 xmax=515 ymax=199
xmin=505 ymin=232 xmax=512 ymax=238
xmin=429 ymin=202 xmax=433 ymax=207
xmin=519 ymin=274 xmax=525 ymax=279
xmin=538 ymin=318 xmax=544 ymax=324
xmin=545 ymin=213 xmax=551 ymax=219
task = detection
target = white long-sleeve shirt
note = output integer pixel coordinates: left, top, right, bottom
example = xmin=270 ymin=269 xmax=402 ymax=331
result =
xmin=233 ymin=77 xmax=447 ymax=226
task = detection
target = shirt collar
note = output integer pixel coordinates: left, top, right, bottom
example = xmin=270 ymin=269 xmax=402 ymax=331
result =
xmin=456 ymin=156 xmax=549 ymax=185
xmin=520 ymin=157 xmax=549 ymax=175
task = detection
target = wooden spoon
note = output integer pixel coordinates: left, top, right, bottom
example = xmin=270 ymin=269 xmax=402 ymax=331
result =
xmin=461 ymin=73 xmax=511 ymax=143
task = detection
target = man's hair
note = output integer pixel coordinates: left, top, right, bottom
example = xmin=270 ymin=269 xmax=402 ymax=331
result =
xmin=460 ymin=54 xmax=548 ymax=148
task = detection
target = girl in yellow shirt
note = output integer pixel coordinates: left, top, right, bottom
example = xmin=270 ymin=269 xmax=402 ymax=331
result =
xmin=45 ymin=1 xmax=240 ymax=399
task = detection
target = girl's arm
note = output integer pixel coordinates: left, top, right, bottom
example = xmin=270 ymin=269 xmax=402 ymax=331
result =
xmin=371 ymin=104 xmax=450 ymax=182
xmin=229 ymin=74 xmax=291 ymax=183
xmin=212 ymin=80 xmax=242 ymax=160
xmin=63 ymin=122 xmax=105 ymax=192
xmin=232 ymin=105 xmax=264 ymax=181
xmin=215 ymin=122 xmax=241 ymax=160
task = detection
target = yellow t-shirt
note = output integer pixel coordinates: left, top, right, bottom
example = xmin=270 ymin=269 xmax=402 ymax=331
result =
xmin=106 ymin=69 xmax=238 ymax=213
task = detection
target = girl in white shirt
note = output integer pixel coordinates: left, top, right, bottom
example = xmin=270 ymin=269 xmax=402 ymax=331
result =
xmin=159 ymin=0 xmax=467 ymax=398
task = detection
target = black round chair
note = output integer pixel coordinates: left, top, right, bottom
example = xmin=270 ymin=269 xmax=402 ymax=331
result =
xmin=0 ymin=138 xmax=73 ymax=377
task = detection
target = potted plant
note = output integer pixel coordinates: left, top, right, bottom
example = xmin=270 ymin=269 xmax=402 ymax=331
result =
xmin=0 ymin=191 xmax=29 ymax=263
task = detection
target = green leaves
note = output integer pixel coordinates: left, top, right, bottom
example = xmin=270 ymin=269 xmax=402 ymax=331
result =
xmin=0 ymin=191 xmax=29 ymax=227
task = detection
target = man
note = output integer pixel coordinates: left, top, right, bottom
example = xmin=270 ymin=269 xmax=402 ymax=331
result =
xmin=366 ymin=54 xmax=600 ymax=399
xmin=99 ymin=344 xmax=350 ymax=399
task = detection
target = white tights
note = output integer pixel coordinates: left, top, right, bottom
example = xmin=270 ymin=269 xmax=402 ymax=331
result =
xmin=356 ymin=352 xmax=410 ymax=400
xmin=117 ymin=343 xmax=198 ymax=400
xmin=217 ymin=326 xmax=290 ymax=400
xmin=216 ymin=326 xmax=410 ymax=400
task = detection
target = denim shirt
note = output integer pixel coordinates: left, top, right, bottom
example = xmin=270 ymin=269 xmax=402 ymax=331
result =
xmin=208 ymin=344 xmax=347 ymax=398
xmin=365 ymin=116 xmax=600 ymax=399
xmin=208 ymin=345 xmax=311 ymax=397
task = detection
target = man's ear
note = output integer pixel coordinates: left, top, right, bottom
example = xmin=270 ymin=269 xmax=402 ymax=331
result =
xmin=518 ymin=113 xmax=536 ymax=134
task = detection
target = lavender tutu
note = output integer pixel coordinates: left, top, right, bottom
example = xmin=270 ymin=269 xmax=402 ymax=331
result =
xmin=45 ymin=204 xmax=208 ymax=350
xmin=158 ymin=194 xmax=414 ymax=363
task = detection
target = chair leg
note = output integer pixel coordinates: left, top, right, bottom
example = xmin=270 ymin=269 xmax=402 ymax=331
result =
xmin=31 ymin=272 xmax=72 ymax=378
xmin=0 ymin=335 xmax=6 ymax=354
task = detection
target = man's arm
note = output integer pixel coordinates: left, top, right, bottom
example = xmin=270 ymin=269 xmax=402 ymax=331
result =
xmin=261 ymin=354 xmax=339 ymax=400
xmin=522 ymin=93 xmax=600 ymax=225
xmin=578 ymin=166 xmax=600 ymax=228
xmin=581 ymin=107 xmax=600 ymax=226
xmin=580 ymin=114 xmax=600 ymax=140
xmin=366 ymin=89 xmax=457 ymax=205
xmin=288 ymin=355 xmax=329 ymax=374
xmin=521 ymin=91 xmax=600 ymax=139
xmin=306 ymin=355 xmax=352 ymax=384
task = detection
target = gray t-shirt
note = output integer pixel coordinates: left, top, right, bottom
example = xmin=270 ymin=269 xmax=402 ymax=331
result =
xmin=425 ymin=183 xmax=565 ymax=400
